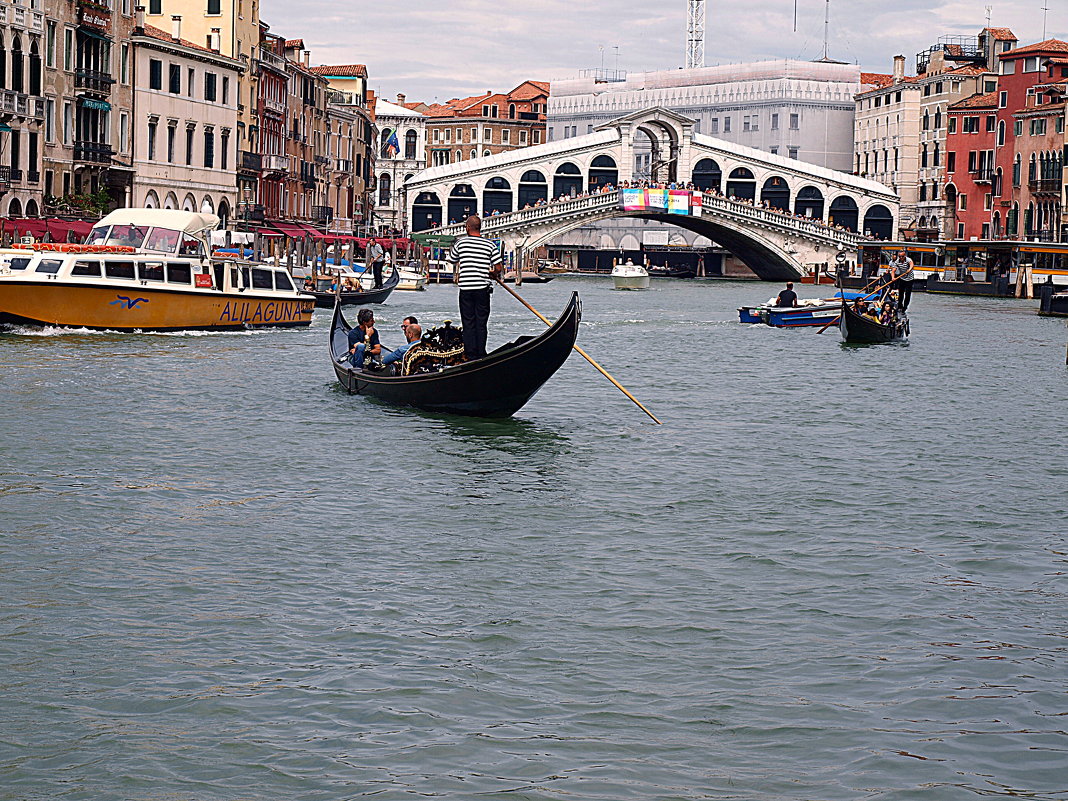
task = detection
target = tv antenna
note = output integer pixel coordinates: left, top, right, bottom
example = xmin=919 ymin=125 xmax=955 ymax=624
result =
xmin=822 ymin=0 xmax=831 ymax=61
xmin=1041 ymin=3 xmax=1049 ymax=38
xmin=985 ymin=5 xmax=992 ymax=27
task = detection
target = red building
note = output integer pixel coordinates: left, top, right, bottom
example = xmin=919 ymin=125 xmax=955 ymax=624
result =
xmin=945 ymin=39 xmax=1068 ymax=240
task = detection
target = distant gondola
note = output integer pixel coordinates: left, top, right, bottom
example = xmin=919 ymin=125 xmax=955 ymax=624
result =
xmin=329 ymin=291 xmax=581 ymax=417
xmin=310 ymin=267 xmax=400 ymax=308
xmin=840 ymin=297 xmax=909 ymax=344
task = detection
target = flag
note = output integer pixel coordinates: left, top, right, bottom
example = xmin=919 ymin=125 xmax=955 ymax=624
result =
xmin=385 ymin=128 xmax=400 ymax=158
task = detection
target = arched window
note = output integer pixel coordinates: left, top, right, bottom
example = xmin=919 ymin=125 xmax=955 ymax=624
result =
xmin=997 ymin=120 xmax=1006 ymax=148
xmin=760 ymin=176 xmax=790 ymax=211
xmin=11 ymin=36 xmax=23 ymax=93
xmin=28 ymin=41 xmax=41 ymax=96
xmin=1013 ymin=154 xmax=1021 ymax=187
xmin=692 ymin=158 xmax=722 ymax=191
xmin=404 ymin=129 xmax=417 ymax=159
xmin=0 ymin=35 xmax=7 ymax=90
xmin=25 ymin=198 xmax=39 ymax=217
xmin=379 ymin=172 xmax=391 ymax=206
xmin=588 ymin=154 xmax=617 ymax=190
xmin=508 ymin=103 xmax=516 ymax=119
xmin=380 ymin=128 xmax=392 ymax=159
xmin=483 ymin=176 xmax=512 ymax=214
xmin=8 ymin=197 xmax=22 ymax=217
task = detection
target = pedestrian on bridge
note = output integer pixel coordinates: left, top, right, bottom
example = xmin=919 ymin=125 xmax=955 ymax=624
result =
xmin=449 ymin=215 xmax=503 ymax=361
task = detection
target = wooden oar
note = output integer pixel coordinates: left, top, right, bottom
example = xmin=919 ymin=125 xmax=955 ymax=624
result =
xmin=495 ymin=278 xmax=663 ymax=425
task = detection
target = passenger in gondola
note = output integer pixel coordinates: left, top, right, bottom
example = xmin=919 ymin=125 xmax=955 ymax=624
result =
xmin=346 ymin=308 xmax=380 ymax=368
xmin=775 ymin=282 xmax=798 ymax=307
xmin=382 ymin=317 xmax=422 ymax=369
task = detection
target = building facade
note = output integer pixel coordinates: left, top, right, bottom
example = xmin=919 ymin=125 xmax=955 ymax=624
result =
xmin=130 ymin=18 xmax=241 ymax=218
xmin=312 ymin=63 xmax=374 ymax=231
xmin=372 ymin=94 xmax=425 ymax=233
xmin=418 ymin=81 xmax=548 ymax=170
xmin=549 ymin=61 xmax=863 ymax=173
xmin=2 ymin=0 xmax=46 ymax=217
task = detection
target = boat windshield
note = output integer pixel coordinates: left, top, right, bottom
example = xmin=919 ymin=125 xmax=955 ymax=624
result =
xmin=143 ymin=227 xmax=182 ymax=254
xmin=85 ymin=224 xmax=151 ymax=249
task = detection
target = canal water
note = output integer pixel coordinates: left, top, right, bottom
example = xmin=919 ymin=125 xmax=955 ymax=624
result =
xmin=2 ymin=277 xmax=1066 ymax=801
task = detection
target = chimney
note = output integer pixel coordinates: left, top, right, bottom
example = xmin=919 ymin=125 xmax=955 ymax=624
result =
xmin=302 ymin=50 xmax=311 ymax=66
xmin=892 ymin=54 xmax=905 ymax=83
xmin=134 ymin=4 xmax=144 ymax=32
xmin=210 ymin=27 xmax=221 ymax=53
xmin=396 ymin=93 xmax=406 ymax=104
xmin=171 ymin=15 xmax=182 ymax=42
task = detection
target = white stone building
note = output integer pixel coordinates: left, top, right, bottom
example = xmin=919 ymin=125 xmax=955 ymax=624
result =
xmin=548 ymin=60 xmax=867 ymax=173
xmin=373 ymin=94 xmax=425 ymax=233
xmin=131 ymin=18 xmax=242 ymax=220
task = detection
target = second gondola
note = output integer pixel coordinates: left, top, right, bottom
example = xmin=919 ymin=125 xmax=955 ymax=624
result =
xmin=840 ymin=297 xmax=909 ymax=344
xmin=310 ymin=267 xmax=400 ymax=308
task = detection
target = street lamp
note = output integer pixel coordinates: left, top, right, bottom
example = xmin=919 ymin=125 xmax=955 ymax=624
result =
xmin=241 ymin=185 xmax=253 ymax=234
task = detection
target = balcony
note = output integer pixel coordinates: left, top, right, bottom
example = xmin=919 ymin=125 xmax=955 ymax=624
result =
xmin=8 ymin=6 xmax=45 ymax=31
xmin=334 ymin=158 xmax=352 ymax=173
xmin=257 ymin=46 xmax=286 ymax=72
xmin=76 ymin=69 xmax=116 ymax=94
xmin=9 ymin=168 xmax=23 ymax=183
xmin=239 ymin=150 xmax=262 ymax=172
xmin=262 ymin=154 xmax=288 ymax=174
xmin=262 ymin=97 xmax=286 ymax=117
xmin=26 ymin=170 xmax=40 ymax=184
xmin=74 ymin=140 xmax=115 ymax=164
xmin=972 ymin=168 xmax=994 ymax=183
xmin=1029 ymin=178 xmax=1061 ymax=194
xmin=311 ymin=205 xmax=333 ymax=223
xmin=0 ymin=89 xmax=32 ymax=117
xmin=0 ymin=165 xmax=9 ymax=190
xmin=314 ymin=154 xmax=330 ymax=166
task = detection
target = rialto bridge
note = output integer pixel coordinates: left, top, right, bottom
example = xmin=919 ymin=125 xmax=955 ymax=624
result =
xmin=405 ymin=108 xmax=899 ymax=280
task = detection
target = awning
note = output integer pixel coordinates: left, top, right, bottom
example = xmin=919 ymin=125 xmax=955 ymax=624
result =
xmin=5 ymin=218 xmax=49 ymax=239
xmin=269 ymin=221 xmax=312 ymax=238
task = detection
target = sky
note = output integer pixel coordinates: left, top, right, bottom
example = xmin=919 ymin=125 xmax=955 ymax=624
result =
xmin=262 ymin=0 xmax=1066 ymax=103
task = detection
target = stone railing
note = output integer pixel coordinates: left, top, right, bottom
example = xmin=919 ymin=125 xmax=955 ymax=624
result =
xmin=437 ymin=189 xmax=865 ymax=249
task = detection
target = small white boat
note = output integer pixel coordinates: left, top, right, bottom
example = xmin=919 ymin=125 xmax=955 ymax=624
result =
xmin=395 ymin=263 xmax=428 ymax=291
xmin=611 ymin=261 xmax=650 ymax=290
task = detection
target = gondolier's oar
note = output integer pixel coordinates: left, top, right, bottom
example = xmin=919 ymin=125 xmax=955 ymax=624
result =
xmin=495 ymin=279 xmax=663 ymax=425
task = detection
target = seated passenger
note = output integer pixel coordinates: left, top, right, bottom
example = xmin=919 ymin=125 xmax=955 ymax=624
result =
xmin=775 ymin=282 xmax=798 ymax=307
xmin=346 ymin=308 xmax=380 ymax=368
xmin=382 ymin=317 xmax=422 ymax=366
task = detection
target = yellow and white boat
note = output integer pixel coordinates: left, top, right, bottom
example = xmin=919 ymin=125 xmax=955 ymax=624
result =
xmin=0 ymin=209 xmax=314 ymax=331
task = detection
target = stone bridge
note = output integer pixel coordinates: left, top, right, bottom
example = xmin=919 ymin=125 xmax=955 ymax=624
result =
xmin=405 ymin=107 xmax=899 ymax=279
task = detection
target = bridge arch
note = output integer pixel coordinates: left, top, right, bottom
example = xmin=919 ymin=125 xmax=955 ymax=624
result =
xmin=828 ymin=195 xmax=859 ymax=232
xmin=726 ymin=168 xmax=756 ymax=201
xmin=447 ymin=184 xmax=477 ymax=224
xmin=794 ymin=186 xmax=825 ymax=220
xmin=553 ymin=162 xmax=582 ymax=199
xmin=863 ymin=204 xmax=894 ymax=240
xmin=412 ymin=190 xmax=442 ymax=231
xmin=483 ymin=177 xmax=513 ymax=215
xmin=588 ymin=155 xmax=618 ymax=191
xmin=760 ymin=176 xmax=790 ymax=211
xmin=636 ymin=120 xmax=680 ymax=183
xmin=518 ymin=170 xmax=548 ymax=208
xmin=692 ymin=158 xmax=722 ymax=191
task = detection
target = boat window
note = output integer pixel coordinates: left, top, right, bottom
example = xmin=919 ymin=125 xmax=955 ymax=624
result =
xmin=71 ymin=260 xmax=102 ymax=277
xmin=250 ymin=268 xmax=274 ymax=289
xmin=8 ymin=257 xmax=31 ymax=271
xmin=240 ymin=267 xmax=251 ymax=289
xmin=274 ymin=271 xmax=294 ymax=291
xmin=105 ymin=261 xmax=137 ymax=280
xmin=230 ymin=267 xmax=240 ymax=288
xmin=35 ymin=259 xmax=63 ymax=274
xmin=144 ymin=227 xmax=181 ymax=254
xmin=85 ymin=227 xmax=109 ymax=246
xmin=179 ymin=235 xmax=203 ymax=257
xmin=139 ymin=262 xmax=165 ymax=282
xmin=167 ymin=262 xmax=192 ymax=284
xmin=107 ymin=225 xmax=149 ymax=249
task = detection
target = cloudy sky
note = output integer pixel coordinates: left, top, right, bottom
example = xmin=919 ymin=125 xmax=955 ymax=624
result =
xmin=263 ymin=0 xmax=1065 ymax=103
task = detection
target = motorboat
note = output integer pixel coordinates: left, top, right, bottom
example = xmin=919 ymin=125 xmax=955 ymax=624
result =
xmin=0 ymin=209 xmax=314 ymax=331
xmin=611 ymin=261 xmax=650 ymax=290
xmin=738 ymin=291 xmax=867 ymax=327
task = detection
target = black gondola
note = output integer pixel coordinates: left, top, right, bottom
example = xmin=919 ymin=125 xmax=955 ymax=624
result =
xmin=329 ymin=291 xmax=581 ymax=417
xmin=840 ymin=298 xmax=909 ymax=344
xmin=310 ymin=267 xmax=400 ymax=308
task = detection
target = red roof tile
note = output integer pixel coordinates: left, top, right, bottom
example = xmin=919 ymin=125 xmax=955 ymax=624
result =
xmin=949 ymin=91 xmax=998 ymax=110
xmin=1001 ymin=39 xmax=1068 ymax=58
xmin=141 ymin=24 xmax=218 ymax=55
xmin=285 ymin=39 xmax=304 ymax=49
xmin=861 ymin=72 xmax=895 ymax=88
xmin=983 ymin=27 xmax=1017 ymax=41
xmin=312 ymin=64 xmax=367 ymax=78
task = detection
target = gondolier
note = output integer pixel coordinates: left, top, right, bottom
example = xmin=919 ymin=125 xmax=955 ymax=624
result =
xmin=449 ymin=215 xmax=503 ymax=361
xmin=366 ymin=238 xmax=386 ymax=288
xmin=889 ymin=251 xmax=915 ymax=310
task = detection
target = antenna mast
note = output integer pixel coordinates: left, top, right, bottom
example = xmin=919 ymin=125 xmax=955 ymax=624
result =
xmin=687 ymin=0 xmax=705 ymax=69
xmin=822 ymin=0 xmax=830 ymax=61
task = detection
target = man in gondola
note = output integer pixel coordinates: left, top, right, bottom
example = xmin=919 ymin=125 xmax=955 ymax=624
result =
xmin=888 ymin=250 xmax=915 ymax=311
xmin=345 ymin=308 xmax=381 ymax=369
xmin=775 ymin=282 xmax=798 ymax=307
xmin=382 ymin=316 xmax=422 ymax=367
xmin=366 ymin=238 xmax=386 ymax=289
xmin=449 ymin=215 xmax=503 ymax=361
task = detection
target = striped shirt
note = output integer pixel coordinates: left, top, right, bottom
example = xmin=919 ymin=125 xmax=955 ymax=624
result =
xmin=449 ymin=235 xmax=503 ymax=290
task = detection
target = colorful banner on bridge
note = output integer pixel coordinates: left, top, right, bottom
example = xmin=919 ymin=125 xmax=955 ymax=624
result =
xmin=620 ymin=189 xmax=703 ymax=216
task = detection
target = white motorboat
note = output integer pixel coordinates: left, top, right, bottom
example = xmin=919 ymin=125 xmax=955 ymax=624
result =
xmin=611 ymin=261 xmax=650 ymax=290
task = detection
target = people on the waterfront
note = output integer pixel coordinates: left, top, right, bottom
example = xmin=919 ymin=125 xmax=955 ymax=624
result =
xmin=346 ymin=308 xmax=380 ymax=368
xmin=449 ymin=215 xmax=503 ymax=361
xmin=382 ymin=316 xmax=422 ymax=366
xmin=890 ymin=251 xmax=916 ymax=310
xmin=366 ymin=238 xmax=386 ymax=289
xmin=775 ymin=282 xmax=799 ymax=307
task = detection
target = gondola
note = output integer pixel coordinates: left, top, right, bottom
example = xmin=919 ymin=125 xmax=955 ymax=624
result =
xmin=329 ymin=291 xmax=581 ymax=417
xmin=840 ymin=297 xmax=909 ymax=344
xmin=310 ymin=267 xmax=400 ymax=308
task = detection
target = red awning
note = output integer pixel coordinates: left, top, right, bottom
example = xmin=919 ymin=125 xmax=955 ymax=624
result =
xmin=4 ymin=218 xmax=49 ymax=239
xmin=257 ymin=229 xmax=284 ymax=238
xmin=66 ymin=220 xmax=95 ymax=240
xmin=269 ymin=221 xmax=312 ymax=238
